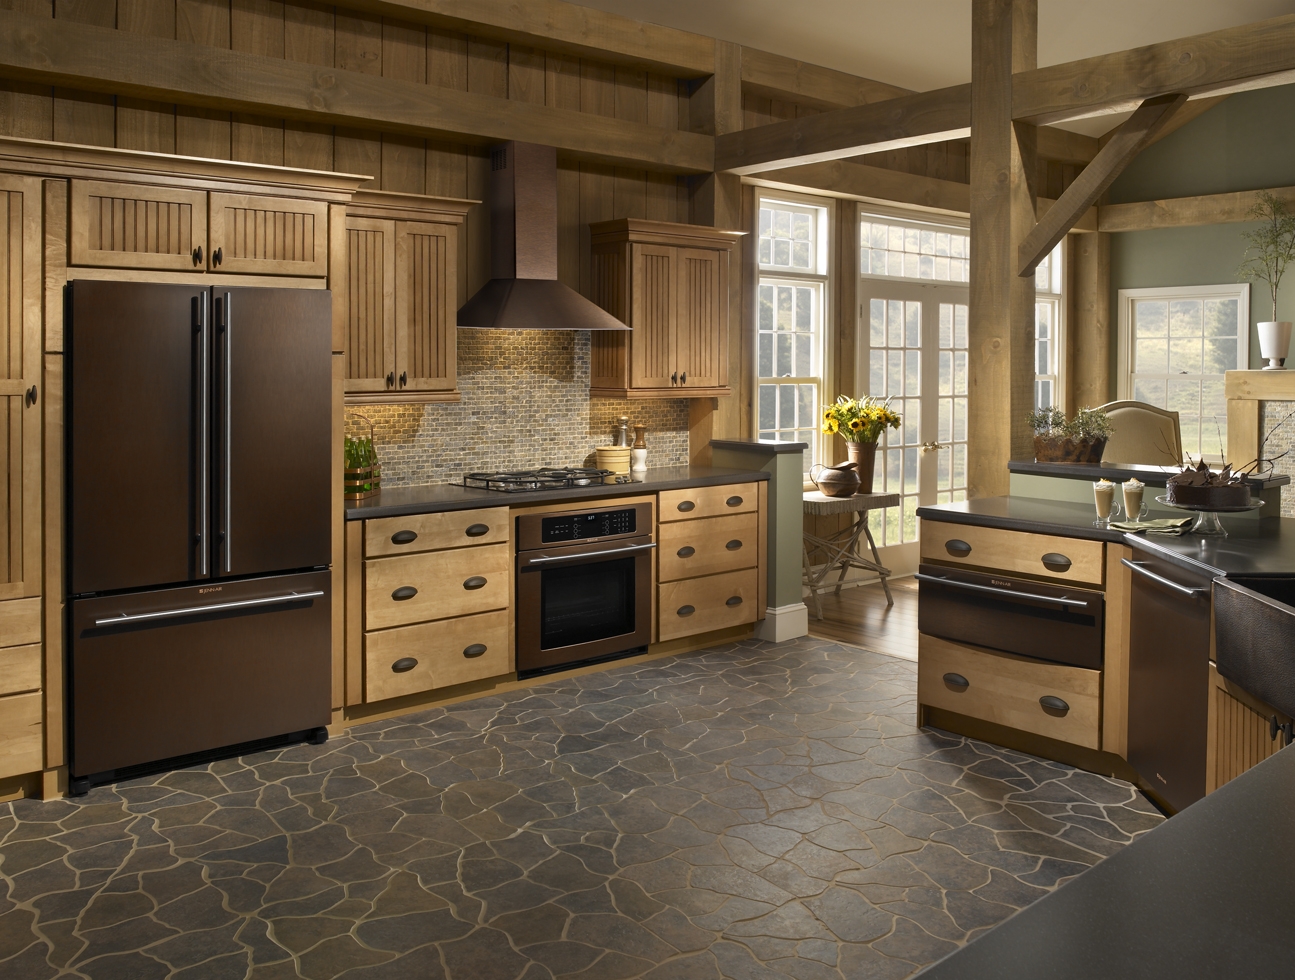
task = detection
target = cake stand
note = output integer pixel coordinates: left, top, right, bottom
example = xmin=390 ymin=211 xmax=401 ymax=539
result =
xmin=1154 ymin=495 xmax=1264 ymax=536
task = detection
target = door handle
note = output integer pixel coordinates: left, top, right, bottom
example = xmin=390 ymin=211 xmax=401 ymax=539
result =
xmin=1120 ymin=559 xmax=1209 ymax=596
xmin=921 ymin=441 xmax=946 ymax=454
xmin=525 ymin=542 xmax=657 ymax=565
xmin=197 ymin=292 xmax=209 ymax=577
xmin=221 ymin=291 xmax=232 ymax=573
xmin=24 ymin=385 xmax=37 ymax=406
xmin=94 ymin=590 xmax=324 ymax=626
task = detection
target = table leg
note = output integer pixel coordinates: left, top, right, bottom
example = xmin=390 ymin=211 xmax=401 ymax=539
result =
xmin=863 ymin=521 xmax=893 ymax=607
xmin=833 ymin=514 xmax=867 ymax=597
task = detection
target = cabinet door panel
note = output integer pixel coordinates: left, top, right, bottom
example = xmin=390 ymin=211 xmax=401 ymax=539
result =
xmin=70 ymin=179 xmax=206 ymax=271
xmin=345 ymin=217 xmax=395 ymax=394
xmin=209 ymin=193 xmax=328 ymax=276
xmin=629 ymin=244 xmax=677 ymax=389
xmin=395 ymin=221 xmax=456 ymax=394
xmin=676 ymin=247 xmax=724 ymax=389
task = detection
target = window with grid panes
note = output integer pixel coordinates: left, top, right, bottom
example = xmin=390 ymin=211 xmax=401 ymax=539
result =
xmin=757 ymin=196 xmax=829 ymax=474
xmin=865 ymin=298 xmax=922 ymax=545
xmin=936 ymin=303 xmax=969 ymax=504
xmin=1035 ymin=243 xmax=1064 ymax=409
xmin=861 ymin=219 xmax=970 ymax=282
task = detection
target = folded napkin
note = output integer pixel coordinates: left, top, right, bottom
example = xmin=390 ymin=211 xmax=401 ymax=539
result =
xmin=1108 ymin=517 xmax=1194 ymax=535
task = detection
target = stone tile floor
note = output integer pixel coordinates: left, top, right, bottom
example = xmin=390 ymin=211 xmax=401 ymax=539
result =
xmin=0 ymin=636 xmax=1164 ymax=979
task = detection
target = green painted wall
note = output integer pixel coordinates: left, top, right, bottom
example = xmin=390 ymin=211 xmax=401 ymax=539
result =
xmin=1106 ymin=84 xmax=1295 ymax=388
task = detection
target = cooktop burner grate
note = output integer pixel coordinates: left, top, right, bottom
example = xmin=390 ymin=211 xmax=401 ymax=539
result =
xmin=462 ymin=466 xmax=624 ymax=492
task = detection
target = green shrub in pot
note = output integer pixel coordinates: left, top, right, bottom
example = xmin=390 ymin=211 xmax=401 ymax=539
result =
xmin=1028 ymin=406 xmax=1113 ymax=463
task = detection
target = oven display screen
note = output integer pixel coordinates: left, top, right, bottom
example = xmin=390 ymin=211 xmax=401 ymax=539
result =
xmin=541 ymin=508 xmax=636 ymax=543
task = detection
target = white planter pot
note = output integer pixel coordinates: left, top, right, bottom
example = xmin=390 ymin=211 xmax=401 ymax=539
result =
xmin=1259 ymin=321 xmax=1293 ymax=370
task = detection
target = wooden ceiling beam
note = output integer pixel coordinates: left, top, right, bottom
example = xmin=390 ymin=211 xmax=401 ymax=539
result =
xmin=1012 ymin=14 xmax=1295 ymax=125
xmin=738 ymin=46 xmax=912 ymax=109
xmin=1017 ymin=92 xmax=1186 ymax=277
xmin=1098 ymin=185 xmax=1295 ymax=233
xmin=0 ymin=10 xmax=713 ymax=173
xmin=715 ymin=83 xmax=971 ymax=175
xmin=753 ymin=160 xmax=971 ymax=213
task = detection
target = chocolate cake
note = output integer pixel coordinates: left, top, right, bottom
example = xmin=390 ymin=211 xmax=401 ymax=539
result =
xmin=1165 ymin=460 xmax=1253 ymax=509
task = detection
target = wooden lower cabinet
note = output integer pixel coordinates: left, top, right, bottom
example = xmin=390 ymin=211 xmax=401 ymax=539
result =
xmin=659 ymin=567 xmax=759 ymax=641
xmin=659 ymin=482 xmax=758 ymax=522
xmin=365 ymin=609 xmax=510 ymax=702
xmin=918 ymin=522 xmax=1105 ymax=587
xmin=0 ymin=691 xmax=43 ymax=778
xmin=365 ymin=507 xmax=509 ymax=557
xmin=364 ymin=544 xmax=509 ymax=630
xmin=1206 ymin=663 xmax=1292 ymax=794
xmin=658 ymin=512 xmax=759 ymax=582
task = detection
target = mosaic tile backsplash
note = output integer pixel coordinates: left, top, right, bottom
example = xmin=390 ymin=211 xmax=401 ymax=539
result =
xmin=1261 ymin=400 xmax=1295 ymax=517
xmin=345 ymin=330 xmax=692 ymax=487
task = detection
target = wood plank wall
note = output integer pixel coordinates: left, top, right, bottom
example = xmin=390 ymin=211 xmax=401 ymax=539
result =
xmin=0 ymin=0 xmax=690 ymax=299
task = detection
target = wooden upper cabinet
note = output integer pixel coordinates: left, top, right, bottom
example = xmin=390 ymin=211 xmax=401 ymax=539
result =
xmin=343 ymin=192 xmax=474 ymax=404
xmin=70 ymin=179 xmax=206 ymax=271
xmin=208 ymin=192 xmax=328 ymax=276
xmin=590 ymin=219 xmax=741 ymax=399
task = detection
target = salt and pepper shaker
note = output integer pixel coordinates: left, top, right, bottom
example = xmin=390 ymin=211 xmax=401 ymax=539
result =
xmin=631 ymin=425 xmax=648 ymax=474
xmin=614 ymin=416 xmax=631 ymax=447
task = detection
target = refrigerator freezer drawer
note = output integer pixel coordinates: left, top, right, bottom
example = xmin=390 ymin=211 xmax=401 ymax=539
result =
xmin=70 ymin=570 xmax=331 ymax=778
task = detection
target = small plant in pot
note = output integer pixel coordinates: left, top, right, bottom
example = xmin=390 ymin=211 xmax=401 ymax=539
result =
xmin=1238 ymin=190 xmax=1295 ymax=370
xmin=1028 ymin=406 xmax=1114 ymax=464
xmin=821 ymin=395 xmax=902 ymax=493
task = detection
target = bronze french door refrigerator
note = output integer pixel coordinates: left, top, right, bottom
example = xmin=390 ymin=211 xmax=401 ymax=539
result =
xmin=66 ymin=280 xmax=333 ymax=795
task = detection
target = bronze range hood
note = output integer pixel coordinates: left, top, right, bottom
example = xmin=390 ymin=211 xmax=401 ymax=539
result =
xmin=457 ymin=142 xmax=628 ymax=330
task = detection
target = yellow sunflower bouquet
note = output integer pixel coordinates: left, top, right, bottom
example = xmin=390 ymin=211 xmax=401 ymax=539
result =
xmin=821 ymin=395 xmax=902 ymax=443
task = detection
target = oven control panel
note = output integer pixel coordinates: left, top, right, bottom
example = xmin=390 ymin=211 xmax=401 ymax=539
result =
xmin=541 ymin=508 xmax=637 ymax=543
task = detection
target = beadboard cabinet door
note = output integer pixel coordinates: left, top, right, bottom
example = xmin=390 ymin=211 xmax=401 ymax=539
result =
xmin=394 ymin=221 xmax=457 ymax=396
xmin=70 ymin=179 xmax=206 ymax=271
xmin=345 ymin=216 xmax=397 ymax=396
xmin=208 ymin=192 xmax=328 ymax=277
xmin=628 ymin=244 xmax=677 ymax=390
xmin=675 ymin=246 xmax=725 ymax=390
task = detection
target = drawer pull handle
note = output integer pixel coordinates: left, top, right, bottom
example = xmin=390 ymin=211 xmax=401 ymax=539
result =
xmin=677 ymin=500 xmax=696 ymax=512
xmin=391 ymin=586 xmax=418 ymax=601
xmin=726 ymin=495 xmax=744 ymax=507
xmin=945 ymin=539 xmax=972 ymax=558
xmin=677 ymin=604 xmax=695 ymax=617
xmin=391 ymin=657 xmax=418 ymax=673
xmin=726 ymin=595 xmax=743 ymax=607
xmin=1041 ymin=553 xmax=1072 ymax=572
xmin=677 ymin=546 xmax=696 ymax=558
xmin=465 ymin=523 xmax=490 ymax=537
xmin=391 ymin=530 xmax=418 ymax=545
xmin=463 ymin=643 xmax=487 ymax=658
xmin=463 ymin=576 xmax=488 ymax=591
xmin=1040 ymin=695 xmax=1070 ymax=714
xmin=726 ymin=539 xmax=743 ymax=551
xmin=943 ymin=672 xmax=969 ymax=689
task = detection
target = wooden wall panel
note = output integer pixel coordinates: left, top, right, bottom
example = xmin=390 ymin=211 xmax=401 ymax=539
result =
xmin=116 ymin=0 xmax=177 ymax=153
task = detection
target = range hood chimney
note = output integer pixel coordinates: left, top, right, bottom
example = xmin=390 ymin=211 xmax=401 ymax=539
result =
xmin=457 ymin=142 xmax=628 ymax=330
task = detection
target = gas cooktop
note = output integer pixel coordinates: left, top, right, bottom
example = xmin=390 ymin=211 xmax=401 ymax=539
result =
xmin=462 ymin=466 xmax=630 ymax=493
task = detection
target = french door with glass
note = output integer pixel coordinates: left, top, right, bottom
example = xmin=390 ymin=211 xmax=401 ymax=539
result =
xmin=857 ymin=280 xmax=969 ymax=574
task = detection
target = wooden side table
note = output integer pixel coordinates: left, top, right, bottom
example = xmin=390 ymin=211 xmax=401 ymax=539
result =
xmin=802 ymin=491 xmax=901 ymax=619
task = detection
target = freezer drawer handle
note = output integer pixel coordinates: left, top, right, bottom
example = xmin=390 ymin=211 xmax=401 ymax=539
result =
xmin=1120 ymin=558 xmax=1210 ymax=597
xmin=391 ymin=586 xmax=418 ymax=601
xmin=677 ymin=546 xmax=696 ymax=558
xmin=93 ymin=590 xmax=324 ymax=626
xmin=945 ymin=539 xmax=972 ymax=557
xmin=463 ymin=643 xmax=488 ymax=658
xmin=1041 ymin=553 xmax=1072 ymax=572
xmin=391 ymin=658 xmax=418 ymax=673
xmin=914 ymin=573 xmax=1090 ymax=608
xmin=465 ymin=524 xmax=490 ymax=537
xmin=1040 ymin=695 xmax=1070 ymax=714
xmin=726 ymin=595 xmax=743 ymax=607
xmin=463 ymin=576 xmax=488 ymax=590
xmin=677 ymin=604 xmax=696 ymax=617
xmin=726 ymin=539 xmax=743 ymax=551
xmin=726 ymin=495 xmax=744 ymax=507
xmin=943 ymin=673 xmax=969 ymax=689
xmin=677 ymin=500 xmax=696 ymax=512
xmin=391 ymin=530 xmax=418 ymax=545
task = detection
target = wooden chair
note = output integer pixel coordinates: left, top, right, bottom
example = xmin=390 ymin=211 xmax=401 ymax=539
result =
xmin=1097 ymin=400 xmax=1183 ymax=466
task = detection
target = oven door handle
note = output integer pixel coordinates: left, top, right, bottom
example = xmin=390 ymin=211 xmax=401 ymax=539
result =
xmin=915 ymin=573 xmax=1091 ymax=609
xmin=524 ymin=542 xmax=657 ymax=566
xmin=1120 ymin=558 xmax=1210 ymax=597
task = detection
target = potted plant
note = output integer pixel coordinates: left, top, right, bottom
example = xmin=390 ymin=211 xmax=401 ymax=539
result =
xmin=821 ymin=395 xmax=902 ymax=493
xmin=1028 ymin=406 xmax=1113 ymax=464
xmin=1238 ymin=190 xmax=1295 ymax=370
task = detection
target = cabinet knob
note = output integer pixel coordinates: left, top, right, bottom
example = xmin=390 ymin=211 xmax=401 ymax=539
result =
xmin=726 ymin=495 xmax=743 ymax=507
xmin=726 ymin=539 xmax=743 ymax=551
xmin=391 ymin=657 xmax=418 ymax=673
xmin=391 ymin=586 xmax=418 ymax=601
xmin=386 ymin=372 xmax=394 ymax=388
xmin=1039 ymin=695 xmax=1070 ymax=714
xmin=399 ymin=371 xmax=408 ymax=387
xmin=677 ymin=546 xmax=696 ymax=558
xmin=1041 ymin=553 xmax=1072 ymax=572
xmin=463 ymin=643 xmax=488 ymax=658
xmin=24 ymin=385 xmax=37 ymax=407
xmin=677 ymin=604 xmax=695 ymax=617
xmin=681 ymin=371 xmax=687 ymax=384
xmin=725 ymin=595 xmax=743 ymax=607
xmin=945 ymin=539 xmax=972 ymax=558
xmin=677 ymin=500 xmax=695 ymax=512
xmin=212 ymin=246 xmax=223 ymax=267
xmin=390 ymin=530 xmax=418 ymax=545
xmin=465 ymin=523 xmax=490 ymax=537
xmin=943 ymin=672 xmax=969 ymax=689
xmin=192 ymin=245 xmax=203 ymax=266
xmin=671 ymin=372 xmax=678 ymax=385
xmin=463 ymin=576 xmax=488 ymax=590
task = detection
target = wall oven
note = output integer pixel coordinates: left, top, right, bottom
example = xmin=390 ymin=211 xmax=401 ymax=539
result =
xmin=516 ymin=502 xmax=655 ymax=677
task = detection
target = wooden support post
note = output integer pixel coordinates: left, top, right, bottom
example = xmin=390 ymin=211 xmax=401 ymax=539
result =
xmin=969 ymin=0 xmax=1037 ymax=497
xmin=1069 ymin=231 xmax=1111 ymax=412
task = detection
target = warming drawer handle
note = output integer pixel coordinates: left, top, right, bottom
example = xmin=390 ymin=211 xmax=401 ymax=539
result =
xmin=677 ymin=546 xmax=696 ymax=558
xmin=391 ymin=530 xmax=418 ymax=545
xmin=726 ymin=539 xmax=743 ymax=551
xmin=93 ymin=590 xmax=325 ymax=626
xmin=527 ymin=542 xmax=657 ymax=565
xmin=465 ymin=523 xmax=491 ymax=537
xmin=725 ymin=595 xmax=743 ymax=607
xmin=463 ymin=576 xmax=488 ymax=591
xmin=391 ymin=586 xmax=418 ymax=601
xmin=392 ymin=658 xmax=418 ymax=673
xmin=1120 ymin=559 xmax=1210 ymax=597
xmin=677 ymin=500 xmax=696 ymax=512
xmin=914 ymin=572 xmax=1090 ymax=608
xmin=1041 ymin=553 xmax=1072 ymax=572
xmin=1040 ymin=695 xmax=1070 ymax=713
xmin=677 ymin=604 xmax=696 ymax=617
xmin=463 ymin=643 xmax=488 ymax=658
xmin=726 ymin=495 xmax=744 ymax=507
xmin=943 ymin=672 xmax=969 ymax=689
xmin=945 ymin=539 xmax=972 ymax=557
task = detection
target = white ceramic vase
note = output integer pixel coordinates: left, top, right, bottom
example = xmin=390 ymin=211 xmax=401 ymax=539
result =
xmin=1258 ymin=321 xmax=1292 ymax=370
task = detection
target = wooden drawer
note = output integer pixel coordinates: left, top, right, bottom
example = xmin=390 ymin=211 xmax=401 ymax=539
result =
xmin=0 ymin=691 xmax=42 ymax=778
xmin=918 ymin=634 xmax=1102 ymax=749
xmin=208 ymin=192 xmax=329 ymax=276
xmin=658 ymin=512 xmax=758 ymax=582
xmin=0 ymin=644 xmax=40 ymax=697
xmin=365 ymin=508 xmax=509 ymax=557
xmin=71 ymin=179 xmax=207 ymax=271
xmin=365 ymin=544 xmax=509 ymax=630
xmin=658 ymin=567 xmax=758 ymax=641
xmin=0 ymin=597 xmax=41 ymax=649
xmin=659 ymin=482 xmax=758 ymax=522
xmin=365 ymin=609 xmax=510 ymax=703
xmin=920 ymin=521 xmax=1105 ymax=586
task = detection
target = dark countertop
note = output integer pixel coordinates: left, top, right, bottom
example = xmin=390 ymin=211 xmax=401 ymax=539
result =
xmin=918 ymin=496 xmax=1295 ymax=577
xmin=1009 ymin=458 xmax=1289 ymax=489
xmin=916 ymin=744 xmax=1295 ymax=979
xmin=345 ymin=465 xmax=769 ymax=520
xmin=710 ymin=438 xmax=808 ymax=455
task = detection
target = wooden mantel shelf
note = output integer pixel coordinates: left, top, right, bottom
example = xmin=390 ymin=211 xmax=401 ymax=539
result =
xmin=1225 ymin=370 xmax=1295 ymax=467
xmin=1226 ymin=370 xmax=1295 ymax=401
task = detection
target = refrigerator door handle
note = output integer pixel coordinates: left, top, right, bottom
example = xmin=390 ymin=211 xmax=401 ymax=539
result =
xmin=197 ymin=292 xmax=209 ymax=577
xmin=93 ymin=590 xmax=325 ymax=626
xmin=221 ymin=291 xmax=232 ymax=573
